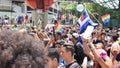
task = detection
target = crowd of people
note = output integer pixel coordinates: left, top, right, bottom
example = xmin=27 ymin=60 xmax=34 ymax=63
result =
xmin=0 ymin=15 xmax=119 ymax=68
xmin=0 ymin=15 xmax=9 ymax=25
xmin=0 ymin=15 xmax=32 ymax=25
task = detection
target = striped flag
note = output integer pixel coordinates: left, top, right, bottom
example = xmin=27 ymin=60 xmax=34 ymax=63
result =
xmin=78 ymin=8 xmax=95 ymax=44
xmin=56 ymin=22 xmax=64 ymax=33
xmin=79 ymin=8 xmax=90 ymax=34
xmin=101 ymin=14 xmax=110 ymax=24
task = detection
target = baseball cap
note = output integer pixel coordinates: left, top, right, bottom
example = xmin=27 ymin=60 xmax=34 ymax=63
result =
xmin=72 ymin=33 xmax=79 ymax=39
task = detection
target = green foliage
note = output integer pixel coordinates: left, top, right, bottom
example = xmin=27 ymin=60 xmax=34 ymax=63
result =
xmin=60 ymin=2 xmax=120 ymax=26
xmin=84 ymin=3 xmax=120 ymax=26
xmin=60 ymin=2 xmax=80 ymax=17
xmin=84 ymin=3 xmax=120 ymax=18
xmin=61 ymin=2 xmax=76 ymax=10
xmin=84 ymin=3 xmax=110 ymax=16
xmin=73 ymin=15 xmax=77 ymax=20
xmin=60 ymin=2 xmax=68 ymax=10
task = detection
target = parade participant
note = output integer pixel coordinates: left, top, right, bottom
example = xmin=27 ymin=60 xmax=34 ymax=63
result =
xmin=55 ymin=40 xmax=66 ymax=65
xmin=83 ymin=36 xmax=112 ymax=68
xmin=70 ymin=33 xmax=87 ymax=65
xmin=46 ymin=48 xmax=65 ymax=68
xmin=110 ymin=42 xmax=120 ymax=68
xmin=60 ymin=42 xmax=81 ymax=68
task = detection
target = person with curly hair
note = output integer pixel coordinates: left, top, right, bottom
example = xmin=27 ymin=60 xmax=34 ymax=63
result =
xmin=0 ymin=30 xmax=46 ymax=68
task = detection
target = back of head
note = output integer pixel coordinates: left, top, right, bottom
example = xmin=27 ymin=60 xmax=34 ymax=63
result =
xmin=0 ymin=30 xmax=46 ymax=68
xmin=96 ymin=42 xmax=104 ymax=49
xmin=55 ymin=31 xmax=61 ymax=36
xmin=72 ymin=33 xmax=79 ymax=40
xmin=62 ymin=34 xmax=68 ymax=39
xmin=111 ymin=33 xmax=119 ymax=41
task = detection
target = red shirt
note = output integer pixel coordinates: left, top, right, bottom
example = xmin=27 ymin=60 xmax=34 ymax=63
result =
xmin=25 ymin=15 xmax=28 ymax=20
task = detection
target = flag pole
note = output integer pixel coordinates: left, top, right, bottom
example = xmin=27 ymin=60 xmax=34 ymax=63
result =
xmin=87 ymin=10 xmax=101 ymax=24
xmin=82 ymin=4 xmax=101 ymax=25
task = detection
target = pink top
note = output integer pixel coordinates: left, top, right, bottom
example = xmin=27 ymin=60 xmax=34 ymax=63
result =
xmin=97 ymin=49 xmax=107 ymax=60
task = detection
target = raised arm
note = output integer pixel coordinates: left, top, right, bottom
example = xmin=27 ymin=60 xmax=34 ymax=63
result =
xmin=82 ymin=37 xmax=94 ymax=60
xmin=87 ymin=37 xmax=112 ymax=68
xmin=97 ymin=23 xmax=103 ymax=40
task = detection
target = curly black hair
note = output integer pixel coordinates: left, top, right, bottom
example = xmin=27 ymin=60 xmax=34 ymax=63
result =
xmin=0 ymin=30 xmax=46 ymax=68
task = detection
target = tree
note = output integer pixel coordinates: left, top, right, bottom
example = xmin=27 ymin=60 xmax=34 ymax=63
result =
xmin=84 ymin=3 xmax=120 ymax=27
xmin=60 ymin=2 xmax=80 ymax=17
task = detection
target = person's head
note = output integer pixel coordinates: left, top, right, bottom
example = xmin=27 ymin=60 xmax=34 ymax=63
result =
xmin=111 ymin=42 xmax=120 ymax=56
xmin=64 ymin=29 xmax=69 ymax=34
xmin=62 ymin=34 xmax=69 ymax=42
xmin=55 ymin=40 xmax=65 ymax=52
xmin=92 ymin=30 xmax=97 ymax=38
xmin=0 ymin=30 xmax=45 ymax=68
xmin=60 ymin=42 xmax=74 ymax=61
xmin=71 ymin=33 xmax=79 ymax=43
xmin=46 ymin=48 xmax=59 ymax=68
xmin=110 ymin=33 xmax=119 ymax=42
xmin=55 ymin=31 xmax=62 ymax=40
xmin=95 ymin=42 xmax=104 ymax=49
xmin=101 ymin=32 xmax=106 ymax=40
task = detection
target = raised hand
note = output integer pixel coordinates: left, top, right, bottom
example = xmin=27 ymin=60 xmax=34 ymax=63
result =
xmin=81 ymin=36 xmax=88 ymax=44
xmin=87 ymin=36 xmax=92 ymax=43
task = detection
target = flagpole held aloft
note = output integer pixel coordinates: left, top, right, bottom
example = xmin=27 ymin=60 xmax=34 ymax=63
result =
xmin=77 ymin=4 xmax=101 ymax=25
xmin=77 ymin=4 xmax=85 ymax=12
xmin=87 ymin=9 xmax=101 ymax=24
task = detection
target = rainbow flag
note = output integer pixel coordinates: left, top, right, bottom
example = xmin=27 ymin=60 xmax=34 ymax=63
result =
xmin=101 ymin=14 xmax=110 ymax=24
xmin=56 ymin=23 xmax=64 ymax=33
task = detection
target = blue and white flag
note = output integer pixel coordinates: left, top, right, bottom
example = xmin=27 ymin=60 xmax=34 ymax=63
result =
xmin=79 ymin=8 xmax=90 ymax=34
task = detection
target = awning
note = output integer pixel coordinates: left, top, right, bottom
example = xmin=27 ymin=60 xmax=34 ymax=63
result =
xmin=25 ymin=0 xmax=37 ymax=9
xmin=25 ymin=0 xmax=53 ymax=10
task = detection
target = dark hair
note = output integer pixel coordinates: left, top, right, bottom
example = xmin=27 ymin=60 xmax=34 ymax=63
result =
xmin=70 ymin=30 xmax=76 ymax=34
xmin=72 ymin=34 xmax=77 ymax=40
xmin=63 ymin=42 xmax=75 ymax=56
xmin=55 ymin=31 xmax=61 ymax=36
xmin=55 ymin=40 xmax=65 ymax=45
xmin=95 ymin=42 xmax=105 ymax=49
xmin=47 ymin=32 xmax=52 ymax=37
xmin=46 ymin=48 xmax=59 ymax=62
xmin=101 ymin=32 xmax=106 ymax=36
xmin=62 ymin=34 xmax=68 ymax=39
xmin=111 ymin=33 xmax=119 ymax=41
xmin=0 ymin=30 xmax=46 ymax=68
